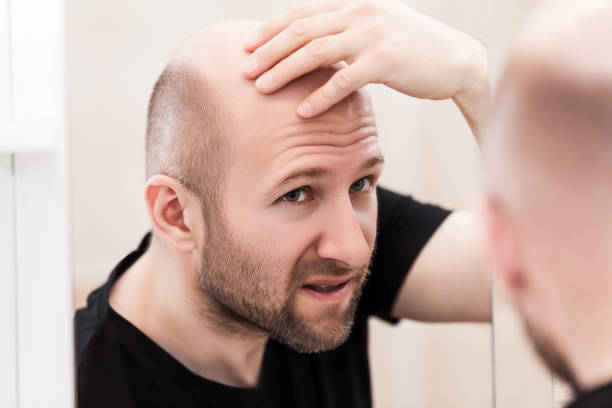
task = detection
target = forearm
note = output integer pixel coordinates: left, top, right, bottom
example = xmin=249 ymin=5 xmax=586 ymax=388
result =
xmin=451 ymin=43 xmax=490 ymax=144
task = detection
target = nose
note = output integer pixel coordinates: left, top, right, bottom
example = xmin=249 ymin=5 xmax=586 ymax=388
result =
xmin=315 ymin=195 xmax=372 ymax=269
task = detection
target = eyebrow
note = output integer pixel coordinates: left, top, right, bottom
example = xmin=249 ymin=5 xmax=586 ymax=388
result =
xmin=272 ymin=154 xmax=385 ymax=192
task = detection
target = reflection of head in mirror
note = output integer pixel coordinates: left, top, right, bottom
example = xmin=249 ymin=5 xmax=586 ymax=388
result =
xmin=484 ymin=0 xmax=612 ymax=396
xmin=139 ymin=20 xmax=382 ymax=355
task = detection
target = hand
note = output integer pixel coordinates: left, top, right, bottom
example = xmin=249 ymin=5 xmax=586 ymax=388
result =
xmin=241 ymin=0 xmax=488 ymax=130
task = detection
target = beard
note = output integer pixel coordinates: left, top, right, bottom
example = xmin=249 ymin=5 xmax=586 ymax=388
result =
xmin=522 ymin=317 xmax=579 ymax=393
xmin=195 ymin=213 xmax=371 ymax=353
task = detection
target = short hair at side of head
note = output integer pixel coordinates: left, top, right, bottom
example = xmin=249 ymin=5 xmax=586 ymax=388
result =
xmin=145 ymin=62 xmax=228 ymax=223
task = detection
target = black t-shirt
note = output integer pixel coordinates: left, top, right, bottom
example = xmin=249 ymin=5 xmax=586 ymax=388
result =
xmin=75 ymin=187 xmax=451 ymax=408
xmin=567 ymin=382 xmax=612 ymax=408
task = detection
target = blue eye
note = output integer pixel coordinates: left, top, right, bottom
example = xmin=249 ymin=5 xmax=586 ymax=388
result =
xmin=349 ymin=177 xmax=371 ymax=193
xmin=281 ymin=189 xmax=307 ymax=203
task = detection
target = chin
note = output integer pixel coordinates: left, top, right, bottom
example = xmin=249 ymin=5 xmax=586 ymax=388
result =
xmin=273 ymin=302 xmax=358 ymax=353
xmin=287 ymin=323 xmax=354 ymax=354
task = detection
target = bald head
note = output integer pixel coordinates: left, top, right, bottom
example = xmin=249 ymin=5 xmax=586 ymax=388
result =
xmin=145 ymin=21 xmax=373 ymax=217
xmin=486 ymin=0 xmax=612 ymax=209
xmin=484 ymin=0 xmax=612 ymax=390
xmin=143 ymin=21 xmax=382 ymax=356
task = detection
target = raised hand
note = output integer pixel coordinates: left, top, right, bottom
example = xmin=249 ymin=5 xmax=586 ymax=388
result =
xmin=242 ymin=0 xmax=488 ymax=130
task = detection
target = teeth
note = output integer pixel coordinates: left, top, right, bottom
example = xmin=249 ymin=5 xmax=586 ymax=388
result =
xmin=305 ymin=283 xmax=343 ymax=292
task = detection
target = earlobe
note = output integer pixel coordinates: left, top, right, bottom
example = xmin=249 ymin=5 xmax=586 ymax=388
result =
xmin=145 ymin=175 xmax=199 ymax=252
xmin=482 ymin=198 xmax=526 ymax=300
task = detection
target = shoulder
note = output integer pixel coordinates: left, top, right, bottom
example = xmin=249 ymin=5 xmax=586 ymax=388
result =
xmin=360 ymin=187 xmax=452 ymax=322
xmin=376 ymin=186 xmax=452 ymax=233
xmin=374 ymin=185 xmax=452 ymax=272
xmin=74 ymin=282 xmax=109 ymax=363
xmin=77 ymin=317 xmax=137 ymax=407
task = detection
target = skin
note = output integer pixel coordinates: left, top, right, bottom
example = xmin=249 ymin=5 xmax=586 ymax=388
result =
xmin=110 ymin=4 xmax=493 ymax=389
xmin=243 ymin=0 xmax=491 ymax=322
xmin=483 ymin=0 xmax=612 ymax=394
xmin=110 ymin=21 xmax=383 ymax=387
xmin=242 ymin=0 xmax=489 ymax=139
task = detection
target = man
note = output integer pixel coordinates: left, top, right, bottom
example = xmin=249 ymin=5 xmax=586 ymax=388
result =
xmin=76 ymin=5 xmax=490 ymax=408
xmin=483 ymin=1 xmax=612 ymax=407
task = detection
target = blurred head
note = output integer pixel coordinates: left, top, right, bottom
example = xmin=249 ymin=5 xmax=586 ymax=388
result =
xmin=144 ymin=21 xmax=383 ymax=352
xmin=483 ymin=0 xmax=612 ymax=391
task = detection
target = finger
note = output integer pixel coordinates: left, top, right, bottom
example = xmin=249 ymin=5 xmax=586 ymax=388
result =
xmin=243 ymin=0 xmax=350 ymax=52
xmin=242 ymin=10 xmax=348 ymax=79
xmin=254 ymin=32 xmax=360 ymax=94
xmin=295 ymin=57 xmax=376 ymax=118
xmin=330 ymin=61 xmax=348 ymax=71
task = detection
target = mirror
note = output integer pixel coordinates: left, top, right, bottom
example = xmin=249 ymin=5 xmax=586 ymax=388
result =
xmin=69 ymin=1 xmax=492 ymax=407
xmin=6 ymin=0 xmax=593 ymax=407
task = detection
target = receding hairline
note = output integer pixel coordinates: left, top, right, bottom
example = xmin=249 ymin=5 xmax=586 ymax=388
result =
xmin=145 ymin=59 xmax=230 ymax=213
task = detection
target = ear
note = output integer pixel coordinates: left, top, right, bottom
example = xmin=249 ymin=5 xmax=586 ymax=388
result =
xmin=144 ymin=175 xmax=203 ymax=253
xmin=482 ymin=198 xmax=526 ymax=302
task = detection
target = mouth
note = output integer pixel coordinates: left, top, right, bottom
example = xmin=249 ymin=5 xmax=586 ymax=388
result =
xmin=300 ymin=276 xmax=353 ymax=302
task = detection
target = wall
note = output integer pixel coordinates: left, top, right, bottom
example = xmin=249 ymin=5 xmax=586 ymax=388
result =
xmin=1 ymin=0 xmax=74 ymax=406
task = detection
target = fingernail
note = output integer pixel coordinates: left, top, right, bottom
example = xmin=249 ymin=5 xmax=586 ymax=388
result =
xmin=241 ymin=57 xmax=258 ymax=75
xmin=255 ymin=72 xmax=273 ymax=90
xmin=297 ymin=101 xmax=315 ymax=117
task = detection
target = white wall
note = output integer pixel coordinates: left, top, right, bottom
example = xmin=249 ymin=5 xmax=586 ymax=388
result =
xmin=0 ymin=155 xmax=17 ymax=408
xmin=0 ymin=2 xmax=18 ymax=406
xmin=1 ymin=0 xmax=74 ymax=406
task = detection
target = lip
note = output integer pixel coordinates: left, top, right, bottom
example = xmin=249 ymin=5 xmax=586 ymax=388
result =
xmin=302 ymin=275 xmax=352 ymax=286
xmin=300 ymin=279 xmax=352 ymax=302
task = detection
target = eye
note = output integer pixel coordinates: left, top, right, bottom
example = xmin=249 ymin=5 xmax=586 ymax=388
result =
xmin=280 ymin=188 xmax=308 ymax=203
xmin=349 ymin=177 xmax=372 ymax=193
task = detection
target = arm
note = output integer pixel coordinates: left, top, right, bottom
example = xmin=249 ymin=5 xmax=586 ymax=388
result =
xmin=452 ymin=48 xmax=490 ymax=143
xmin=390 ymin=210 xmax=491 ymax=322
xmin=247 ymin=1 xmax=492 ymax=322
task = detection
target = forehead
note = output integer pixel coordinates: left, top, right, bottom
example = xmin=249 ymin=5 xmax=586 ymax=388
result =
xmin=224 ymin=88 xmax=381 ymax=197
xmin=178 ymin=23 xmax=382 ymax=200
xmin=241 ymin=89 xmax=377 ymax=158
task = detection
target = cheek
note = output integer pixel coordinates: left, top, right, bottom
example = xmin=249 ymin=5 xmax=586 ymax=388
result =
xmin=224 ymin=183 xmax=378 ymax=274
xmin=258 ymin=218 xmax=316 ymax=265
xmin=513 ymin=213 xmax=573 ymax=316
xmin=225 ymin=202 xmax=310 ymax=278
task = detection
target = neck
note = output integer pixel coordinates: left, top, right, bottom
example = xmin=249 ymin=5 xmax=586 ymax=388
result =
xmin=109 ymin=235 xmax=268 ymax=387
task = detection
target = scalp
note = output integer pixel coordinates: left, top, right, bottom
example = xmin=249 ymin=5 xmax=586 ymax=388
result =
xmin=486 ymin=0 xmax=612 ymax=201
xmin=146 ymin=20 xmax=377 ymax=215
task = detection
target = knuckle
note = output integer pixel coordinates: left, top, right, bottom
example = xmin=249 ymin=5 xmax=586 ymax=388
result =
xmin=373 ymin=42 xmax=394 ymax=62
xmin=333 ymin=70 xmax=352 ymax=90
xmin=320 ymin=80 xmax=343 ymax=103
xmin=288 ymin=18 xmax=309 ymax=37
xmin=316 ymin=86 xmax=334 ymax=104
xmin=351 ymin=1 xmax=379 ymax=16
xmin=363 ymin=23 xmax=385 ymax=41
xmin=286 ymin=4 xmax=311 ymax=20
xmin=306 ymin=37 xmax=329 ymax=58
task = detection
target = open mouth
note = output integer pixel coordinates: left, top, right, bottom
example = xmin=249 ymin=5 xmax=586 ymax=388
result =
xmin=301 ymin=278 xmax=352 ymax=301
